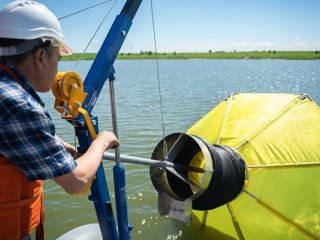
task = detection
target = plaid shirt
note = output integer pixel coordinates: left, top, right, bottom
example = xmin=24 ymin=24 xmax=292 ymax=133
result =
xmin=0 ymin=61 xmax=77 ymax=181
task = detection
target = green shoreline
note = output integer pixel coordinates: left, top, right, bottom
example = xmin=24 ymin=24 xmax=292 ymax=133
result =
xmin=62 ymin=51 xmax=320 ymax=61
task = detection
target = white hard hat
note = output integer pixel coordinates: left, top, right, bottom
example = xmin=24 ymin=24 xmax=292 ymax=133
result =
xmin=0 ymin=0 xmax=72 ymax=56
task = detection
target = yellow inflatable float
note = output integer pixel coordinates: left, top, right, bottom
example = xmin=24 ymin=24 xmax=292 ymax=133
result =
xmin=151 ymin=93 xmax=320 ymax=240
xmin=186 ymin=93 xmax=320 ymax=240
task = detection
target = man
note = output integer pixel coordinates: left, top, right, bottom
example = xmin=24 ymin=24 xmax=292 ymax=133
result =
xmin=0 ymin=1 xmax=119 ymax=239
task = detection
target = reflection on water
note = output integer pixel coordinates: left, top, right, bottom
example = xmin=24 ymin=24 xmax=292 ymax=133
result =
xmin=40 ymin=59 xmax=319 ymax=239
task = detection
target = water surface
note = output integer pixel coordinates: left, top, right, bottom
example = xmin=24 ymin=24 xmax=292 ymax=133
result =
xmin=40 ymin=59 xmax=319 ymax=239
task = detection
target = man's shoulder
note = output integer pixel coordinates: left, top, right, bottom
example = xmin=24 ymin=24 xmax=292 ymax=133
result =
xmin=0 ymin=76 xmax=27 ymax=103
xmin=0 ymin=76 xmax=39 ymax=122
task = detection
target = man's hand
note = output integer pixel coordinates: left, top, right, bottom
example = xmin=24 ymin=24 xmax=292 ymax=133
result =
xmin=95 ymin=131 xmax=120 ymax=150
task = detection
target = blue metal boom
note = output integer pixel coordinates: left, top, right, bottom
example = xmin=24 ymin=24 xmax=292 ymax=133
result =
xmin=81 ymin=0 xmax=142 ymax=115
xmin=75 ymin=0 xmax=143 ymax=239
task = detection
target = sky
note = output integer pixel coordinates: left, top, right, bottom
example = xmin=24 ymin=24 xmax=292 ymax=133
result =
xmin=1 ymin=0 xmax=320 ymax=53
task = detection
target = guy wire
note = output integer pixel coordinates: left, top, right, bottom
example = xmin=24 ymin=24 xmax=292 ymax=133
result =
xmin=58 ymin=0 xmax=118 ymax=70
xmin=58 ymin=0 xmax=113 ymax=20
xmin=73 ymin=0 xmax=118 ymax=70
xmin=150 ymin=0 xmax=168 ymax=158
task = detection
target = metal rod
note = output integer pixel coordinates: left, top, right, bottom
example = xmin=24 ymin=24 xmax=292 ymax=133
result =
xmin=108 ymin=79 xmax=121 ymax=166
xmin=103 ymin=152 xmax=206 ymax=173
xmin=109 ymin=77 xmax=130 ymax=239
xmin=103 ymin=152 xmax=169 ymax=167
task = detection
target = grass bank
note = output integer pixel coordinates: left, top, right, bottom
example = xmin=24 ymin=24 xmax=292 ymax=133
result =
xmin=62 ymin=51 xmax=320 ymax=61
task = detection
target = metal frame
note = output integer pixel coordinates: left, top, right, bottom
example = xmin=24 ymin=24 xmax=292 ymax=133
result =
xmin=74 ymin=1 xmax=143 ymax=239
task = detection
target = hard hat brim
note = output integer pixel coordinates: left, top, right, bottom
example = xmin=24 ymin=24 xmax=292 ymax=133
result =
xmin=57 ymin=39 xmax=73 ymax=56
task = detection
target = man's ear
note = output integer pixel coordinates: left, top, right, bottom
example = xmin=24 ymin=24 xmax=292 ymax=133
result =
xmin=33 ymin=48 xmax=46 ymax=70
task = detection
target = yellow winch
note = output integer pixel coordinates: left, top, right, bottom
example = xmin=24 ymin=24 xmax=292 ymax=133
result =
xmin=51 ymin=71 xmax=87 ymax=119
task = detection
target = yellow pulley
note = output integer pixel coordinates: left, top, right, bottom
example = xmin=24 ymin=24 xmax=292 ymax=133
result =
xmin=51 ymin=71 xmax=97 ymax=139
xmin=52 ymin=71 xmax=87 ymax=118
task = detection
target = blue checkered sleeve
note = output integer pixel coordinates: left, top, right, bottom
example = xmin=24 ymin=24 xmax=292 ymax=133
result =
xmin=0 ymin=80 xmax=77 ymax=181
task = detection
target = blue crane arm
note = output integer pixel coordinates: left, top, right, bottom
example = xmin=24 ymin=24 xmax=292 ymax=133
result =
xmin=74 ymin=1 xmax=143 ymax=239
xmin=81 ymin=0 xmax=143 ymax=115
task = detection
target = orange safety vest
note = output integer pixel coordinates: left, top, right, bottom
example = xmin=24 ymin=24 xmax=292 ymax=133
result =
xmin=0 ymin=63 xmax=44 ymax=239
xmin=0 ymin=156 xmax=44 ymax=240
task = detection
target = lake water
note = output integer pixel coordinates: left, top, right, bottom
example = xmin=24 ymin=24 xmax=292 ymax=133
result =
xmin=40 ymin=59 xmax=319 ymax=239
